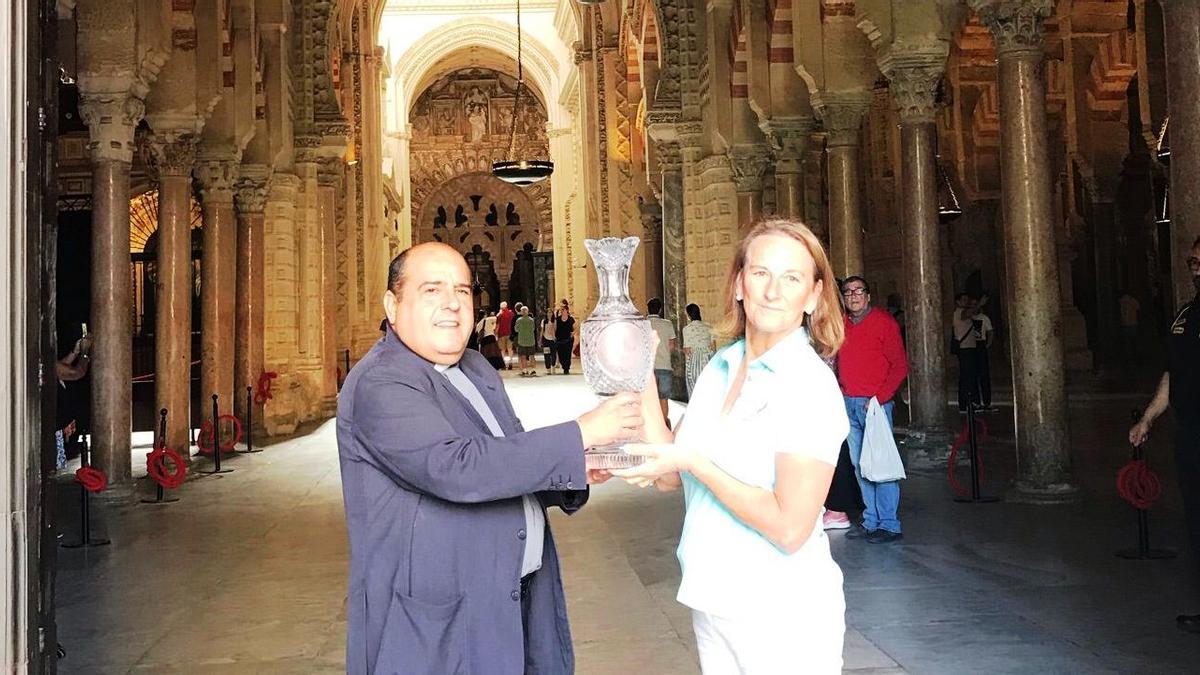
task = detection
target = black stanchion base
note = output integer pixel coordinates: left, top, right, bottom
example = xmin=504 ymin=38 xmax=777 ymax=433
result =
xmin=200 ymin=467 xmax=234 ymax=475
xmin=140 ymin=495 xmax=180 ymax=504
xmin=61 ymin=537 xmax=110 ymax=549
xmin=953 ymin=495 xmax=1002 ymax=503
xmin=236 ymin=448 xmax=262 ymax=454
xmin=1116 ymin=547 xmax=1177 ymax=560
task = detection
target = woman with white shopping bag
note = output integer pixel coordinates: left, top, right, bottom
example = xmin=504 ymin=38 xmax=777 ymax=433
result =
xmin=611 ymin=219 xmax=850 ymax=673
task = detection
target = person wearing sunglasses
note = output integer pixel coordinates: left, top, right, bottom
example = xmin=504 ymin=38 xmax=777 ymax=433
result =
xmin=1129 ymin=237 xmax=1200 ymax=635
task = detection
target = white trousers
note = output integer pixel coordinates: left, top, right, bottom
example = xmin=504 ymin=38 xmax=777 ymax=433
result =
xmin=692 ymin=609 xmax=843 ymax=675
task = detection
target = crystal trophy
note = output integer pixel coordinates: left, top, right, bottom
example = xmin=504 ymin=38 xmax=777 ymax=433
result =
xmin=581 ymin=236 xmax=655 ymax=470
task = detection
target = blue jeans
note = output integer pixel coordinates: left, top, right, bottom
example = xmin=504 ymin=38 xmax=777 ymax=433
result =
xmin=844 ymin=396 xmax=901 ymax=533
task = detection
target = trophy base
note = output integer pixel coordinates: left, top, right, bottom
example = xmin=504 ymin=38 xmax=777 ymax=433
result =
xmin=585 ymin=445 xmax=646 ymax=470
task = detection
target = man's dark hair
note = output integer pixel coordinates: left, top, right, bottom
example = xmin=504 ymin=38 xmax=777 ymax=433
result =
xmin=648 ymin=297 xmax=664 ymax=316
xmin=841 ymin=276 xmax=869 ymax=293
xmin=387 ymin=249 xmax=412 ymax=294
xmin=686 ymin=303 xmax=702 ymax=321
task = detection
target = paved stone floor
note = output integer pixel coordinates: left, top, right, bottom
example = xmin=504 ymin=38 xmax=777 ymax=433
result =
xmin=54 ymin=372 xmax=1200 ymax=673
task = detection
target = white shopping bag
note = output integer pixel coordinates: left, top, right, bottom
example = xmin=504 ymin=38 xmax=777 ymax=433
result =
xmin=860 ymin=396 xmax=906 ymax=482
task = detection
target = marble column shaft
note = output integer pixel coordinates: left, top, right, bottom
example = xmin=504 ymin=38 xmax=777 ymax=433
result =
xmin=317 ymin=168 xmax=341 ymax=407
xmin=660 ymin=143 xmax=687 ymax=397
xmin=1163 ymin=0 xmax=1200 ymax=308
xmin=817 ymin=98 xmax=870 ymax=278
xmin=979 ymin=0 xmax=1075 ymax=498
xmin=196 ymin=159 xmax=239 ymax=417
xmin=885 ymin=61 xmax=950 ymax=444
xmin=774 ymin=159 xmax=804 ymax=220
xmin=80 ymin=94 xmax=142 ymax=486
xmin=234 ymin=175 xmax=269 ymax=429
xmin=148 ymin=135 xmax=197 ymax=459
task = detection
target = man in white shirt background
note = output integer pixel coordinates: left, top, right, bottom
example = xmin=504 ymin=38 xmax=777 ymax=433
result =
xmin=647 ymin=297 xmax=677 ymax=428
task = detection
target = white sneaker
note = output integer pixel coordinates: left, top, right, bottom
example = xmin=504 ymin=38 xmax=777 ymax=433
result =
xmin=823 ymin=510 xmax=851 ymax=530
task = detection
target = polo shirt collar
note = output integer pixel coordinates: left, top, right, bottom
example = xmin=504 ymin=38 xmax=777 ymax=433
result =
xmin=718 ymin=326 xmax=810 ymax=375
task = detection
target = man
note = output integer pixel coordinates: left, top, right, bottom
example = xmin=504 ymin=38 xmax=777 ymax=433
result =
xmin=647 ymin=297 xmax=677 ymax=427
xmin=1128 ymin=236 xmax=1200 ymax=635
xmin=514 ymin=305 xmax=537 ymax=377
xmin=338 ymin=242 xmax=644 ymax=673
xmin=951 ymin=292 xmax=981 ymax=413
xmin=497 ymin=300 xmax=516 ymax=370
xmin=972 ymin=293 xmax=995 ymax=411
xmin=837 ymin=276 xmax=909 ymax=543
xmin=1119 ymin=290 xmax=1141 ymax=364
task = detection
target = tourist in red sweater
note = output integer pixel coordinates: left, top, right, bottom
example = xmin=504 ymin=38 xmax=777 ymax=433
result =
xmin=837 ymin=276 xmax=909 ymax=543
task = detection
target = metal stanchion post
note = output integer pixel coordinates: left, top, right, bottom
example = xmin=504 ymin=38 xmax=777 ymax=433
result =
xmin=142 ymin=408 xmax=180 ymax=504
xmin=62 ymin=434 xmax=110 ymax=548
xmin=954 ymin=403 xmax=1000 ymax=503
xmin=240 ymin=386 xmax=261 ymax=453
xmin=201 ymin=394 xmax=234 ymax=475
xmin=1117 ymin=410 xmax=1174 ymax=560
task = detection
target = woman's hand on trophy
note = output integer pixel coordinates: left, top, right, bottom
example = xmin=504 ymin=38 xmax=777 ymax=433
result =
xmin=613 ymin=443 xmax=694 ymax=487
xmin=576 ymin=392 xmax=644 ymax=449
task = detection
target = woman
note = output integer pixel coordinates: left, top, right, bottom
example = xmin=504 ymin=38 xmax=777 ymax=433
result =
xmin=540 ymin=306 xmax=558 ymax=374
xmin=681 ymin=303 xmax=715 ymax=397
xmin=554 ymin=300 xmax=576 ymax=375
xmin=615 ymin=219 xmax=849 ymax=673
xmin=476 ymin=310 xmax=504 ymax=371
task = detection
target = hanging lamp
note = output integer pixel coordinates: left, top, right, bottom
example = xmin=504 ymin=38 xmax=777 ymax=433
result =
xmin=493 ymin=0 xmax=554 ymax=185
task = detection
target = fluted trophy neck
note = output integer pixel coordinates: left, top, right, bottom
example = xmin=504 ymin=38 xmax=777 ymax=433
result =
xmin=585 ymin=236 xmax=641 ymax=317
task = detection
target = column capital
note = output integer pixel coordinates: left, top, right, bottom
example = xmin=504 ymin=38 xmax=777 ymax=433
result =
xmin=676 ymin=120 xmax=706 ymax=149
xmin=572 ymin=42 xmax=593 ymax=64
xmin=79 ymin=93 xmax=144 ymax=164
xmin=234 ymin=164 xmax=272 ymax=214
xmin=655 ymin=141 xmax=682 ymax=172
xmin=879 ymin=53 xmax=947 ymax=124
xmin=269 ymin=172 xmax=303 ymax=202
xmin=316 ymin=157 xmax=345 ymax=189
xmin=143 ymin=130 xmax=198 ymax=179
xmin=812 ymin=92 xmax=872 ymax=147
xmin=729 ymin=144 xmax=771 ymax=194
xmin=194 ymin=153 xmax=240 ymax=206
xmin=761 ymin=115 xmax=814 ymax=162
xmin=969 ymin=0 xmax=1054 ymax=56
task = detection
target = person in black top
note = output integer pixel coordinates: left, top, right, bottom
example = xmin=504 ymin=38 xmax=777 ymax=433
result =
xmin=554 ymin=300 xmax=576 ymax=375
xmin=1129 ymin=235 xmax=1200 ymax=635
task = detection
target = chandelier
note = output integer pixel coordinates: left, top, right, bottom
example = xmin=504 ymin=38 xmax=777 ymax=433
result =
xmin=492 ymin=0 xmax=554 ymax=185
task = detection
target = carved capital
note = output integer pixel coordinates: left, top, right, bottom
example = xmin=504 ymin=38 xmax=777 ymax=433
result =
xmin=880 ymin=55 xmax=946 ymax=124
xmin=194 ymin=156 xmax=239 ymax=206
xmin=969 ymin=0 xmax=1054 ymax=56
xmin=676 ymin=121 xmax=705 ymax=149
xmin=761 ymin=116 xmax=813 ymax=160
xmin=234 ymin=165 xmax=272 ymax=214
xmin=639 ymin=202 xmax=663 ymax=240
xmin=729 ymin=145 xmax=771 ymax=193
xmin=79 ymin=93 xmax=145 ymax=164
xmin=812 ymin=92 xmax=871 ymax=147
xmin=656 ymin=141 xmax=682 ymax=173
xmin=572 ymin=42 xmax=593 ymax=64
xmin=317 ymin=157 xmax=345 ymax=188
xmin=143 ymin=131 xmax=197 ymax=178
xmin=269 ymin=173 xmax=302 ymax=202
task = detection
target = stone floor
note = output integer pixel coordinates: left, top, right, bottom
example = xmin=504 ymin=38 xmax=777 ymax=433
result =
xmin=54 ymin=371 xmax=1200 ymax=673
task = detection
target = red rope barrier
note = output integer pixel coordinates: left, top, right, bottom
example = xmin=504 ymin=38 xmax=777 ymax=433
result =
xmin=254 ymin=370 xmax=279 ymax=404
xmin=75 ymin=466 xmax=108 ymax=493
xmin=196 ymin=414 xmax=244 ymax=455
xmin=1117 ymin=459 xmax=1162 ymax=510
xmin=146 ymin=446 xmax=187 ymax=489
xmin=946 ymin=417 xmax=989 ymax=498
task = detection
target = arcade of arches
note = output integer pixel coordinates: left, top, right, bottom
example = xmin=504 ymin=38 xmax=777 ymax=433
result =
xmin=50 ymin=0 xmax=1200 ymax=501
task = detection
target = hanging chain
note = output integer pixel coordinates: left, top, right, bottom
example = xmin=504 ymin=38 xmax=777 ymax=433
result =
xmin=505 ymin=0 xmax=524 ymax=162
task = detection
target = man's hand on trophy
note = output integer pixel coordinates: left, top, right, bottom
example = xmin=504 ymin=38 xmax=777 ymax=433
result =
xmin=586 ymin=469 xmax=613 ymax=485
xmin=576 ymin=392 xmax=644 ymax=449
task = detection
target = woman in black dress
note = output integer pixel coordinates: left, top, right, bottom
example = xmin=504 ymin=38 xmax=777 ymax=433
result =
xmin=554 ymin=300 xmax=576 ymax=375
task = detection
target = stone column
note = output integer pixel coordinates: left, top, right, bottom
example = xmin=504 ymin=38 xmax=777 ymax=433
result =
xmin=730 ymin=145 xmax=770 ymax=230
xmin=317 ymin=160 xmax=343 ymax=410
xmin=1162 ymin=0 xmax=1200 ymax=308
xmin=146 ymin=132 xmax=197 ymax=460
xmin=233 ymin=167 xmax=270 ymax=430
xmin=770 ymin=119 xmax=812 ymax=220
xmin=194 ymin=154 xmax=240 ymax=418
xmin=975 ymin=0 xmax=1077 ymax=502
xmin=882 ymin=56 xmax=951 ymax=459
xmin=814 ymin=93 xmax=871 ymax=277
xmin=640 ymin=201 xmax=665 ymax=302
xmin=80 ymin=94 xmax=143 ymax=486
xmin=659 ymin=141 xmax=687 ymax=397
xmin=802 ymin=131 xmax=828 ymax=240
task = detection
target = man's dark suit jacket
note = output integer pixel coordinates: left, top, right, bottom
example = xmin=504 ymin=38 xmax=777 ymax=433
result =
xmin=337 ymin=330 xmax=588 ymax=674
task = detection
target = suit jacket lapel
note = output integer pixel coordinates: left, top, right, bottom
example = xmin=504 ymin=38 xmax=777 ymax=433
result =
xmin=383 ymin=333 xmax=496 ymax=436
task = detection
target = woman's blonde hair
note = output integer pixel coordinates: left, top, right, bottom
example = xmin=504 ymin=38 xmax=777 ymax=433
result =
xmin=714 ymin=218 xmax=845 ymax=359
